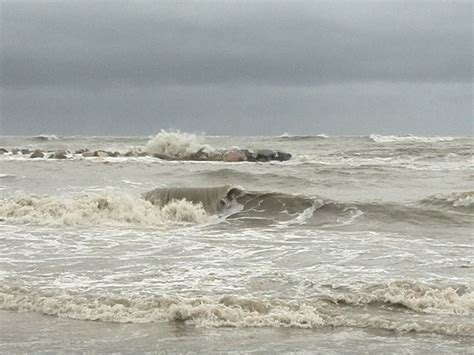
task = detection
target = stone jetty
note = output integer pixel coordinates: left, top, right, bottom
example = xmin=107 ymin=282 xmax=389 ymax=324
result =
xmin=0 ymin=147 xmax=292 ymax=162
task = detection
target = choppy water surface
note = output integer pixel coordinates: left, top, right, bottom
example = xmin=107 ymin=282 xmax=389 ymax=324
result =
xmin=0 ymin=134 xmax=473 ymax=353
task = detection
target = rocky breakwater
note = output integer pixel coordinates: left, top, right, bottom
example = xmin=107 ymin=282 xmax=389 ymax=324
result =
xmin=144 ymin=131 xmax=292 ymax=162
xmin=0 ymin=131 xmax=292 ymax=162
xmin=0 ymin=146 xmax=291 ymax=162
xmin=146 ymin=147 xmax=291 ymax=162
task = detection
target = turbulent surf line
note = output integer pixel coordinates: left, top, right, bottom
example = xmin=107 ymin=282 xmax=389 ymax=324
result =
xmin=420 ymin=191 xmax=474 ymax=209
xmin=0 ymin=281 xmax=472 ymax=336
xmin=369 ymin=134 xmax=456 ymax=143
xmin=1 ymin=187 xmax=470 ymax=228
xmin=0 ymin=193 xmax=210 ymax=227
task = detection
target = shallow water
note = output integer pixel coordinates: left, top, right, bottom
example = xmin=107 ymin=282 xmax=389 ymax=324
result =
xmin=0 ymin=134 xmax=472 ymax=352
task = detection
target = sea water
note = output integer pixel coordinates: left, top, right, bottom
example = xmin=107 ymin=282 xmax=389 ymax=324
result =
xmin=0 ymin=133 xmax=472 ymax=353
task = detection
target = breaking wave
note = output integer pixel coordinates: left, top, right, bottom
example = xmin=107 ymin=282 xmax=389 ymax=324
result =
xmin=32 ymin=134 xmax=58 ymax=141
xmin=420 ymin=191 xmax=473 ymax=209
xmin=0 ymin=187 xmax=470 ymax=228
xmin=0 ymin=193 xmax=209 ymax=227
xmin=325 ymin=281 xmax=473 ymax=316
xmin=143 ymin=186 xmax=238 ymax=214
xmin=0 ymin=281 xmax=472 ymax=336
xmin=145 ymin=130 xmax=214 ymax=159
xmin=369 ymin=134 xmax=455 ymax=143
xmin=279 ymin=133 xmax=329 ymax=140
xmin=225 ymin=190 xmax=471 ymax=228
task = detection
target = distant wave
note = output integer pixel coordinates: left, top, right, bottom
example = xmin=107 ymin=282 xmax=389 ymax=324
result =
xmin=32 ymin=134 xmax=58 ymax=141
xmin=369 ymin=134 xmax=455 ymax=143
xmin=0 ymin=174 xmax=16 ymax=179
xmin=1 ymin=281 xmax=472 ymax=335
xmin=279 ymin=133 xmax=329 ymax=140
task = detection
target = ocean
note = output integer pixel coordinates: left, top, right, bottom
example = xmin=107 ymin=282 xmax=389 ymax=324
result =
xmin=0 ymin=132 xmax=472 ymax=353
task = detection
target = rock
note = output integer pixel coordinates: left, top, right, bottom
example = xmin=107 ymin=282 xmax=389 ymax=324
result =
xmin=21 ymin=149 xmax=31 ymax=155
xmin=207 ymin=151 xmax=224 ymax=161
xmin=0 ymin=148 xmax=8 ymax=155
xmin=82 ymin=151 xmax=95 ymax=157
xmin=223 ymin=149 xmax=247 ymax=162
xmin=124 ymin=151 xmax=136 ymax=157
xmin=11 ymin=149 xmax=20 ymax=155
xmin=137 ymin=152 xmax=149 ymax=157
xmin=94 ymin=150 xmax=109 ymax=158
xmin=255 ymin=149 xmax=276 ymax=162
xmin=152 ymin=153 xmax=174 ymax=160
xmin=188 ymin=148 xmax=209 ymax=161
xmin=52 ymin=150 xmax=68 ymax=159
xmin=241 ymin=149 xmax=256 ymax=162
xmin=30 ymin=150 xmax=44 ymax=158
xmin=108 ymin=151 xmax=121 ymax=157
xmin=275 ymin=151 xmax=292 ymax=161
xmin=97 ymin=198 xmax=109 ymax=210
xmin=75 ymin=148 xmax=88 ymax=154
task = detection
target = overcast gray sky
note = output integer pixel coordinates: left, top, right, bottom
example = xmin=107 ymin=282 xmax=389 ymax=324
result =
xmin=1 ymin=0 xmax=472 ymax=136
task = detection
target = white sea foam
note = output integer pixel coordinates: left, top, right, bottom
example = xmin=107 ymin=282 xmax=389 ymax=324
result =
xmin=327 ymin=281 xmax=474 ymax=316
xmin=369 ymin=134 xmax=455 ymax=143
xmin=0 ymin=281 xmax=472 ymax=336
xmin=422 ymin=191 xmax=474 ymax=208
xmin=145 ymin=130 xmax=214 ymax=158
xmin=0 ymin=193 xmax=209 ymax=227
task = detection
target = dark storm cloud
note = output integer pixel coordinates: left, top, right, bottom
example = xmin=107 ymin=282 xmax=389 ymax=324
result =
xmin=1 ymin=1 xmax=472 ymax=88
xmin=0 ymin=1 xmax=472 ymax=135
xmin=3 ymin=83 xmax=471 ymax=136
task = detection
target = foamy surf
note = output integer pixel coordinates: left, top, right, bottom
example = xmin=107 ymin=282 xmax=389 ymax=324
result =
xmin=421 ymin=191 xmax=474 ymax=209
xmin=145 ymin=130 xmax=214 ymax=158
xmin=0 ymin=281 xmax=472 ymax=336
xmin=0 ymin=193 xmax=210 ymax=227
xmin=369 ymin=134 xmax=455 ymax=143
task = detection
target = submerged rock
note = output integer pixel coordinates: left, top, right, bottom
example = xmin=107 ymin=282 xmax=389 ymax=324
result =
xmin=21 ymin=149 xmax=31 ymax=155
xmin=124 ymin=150 xmax=146 ymax=157
xmin=187 ymin=148 xmax=209 ymax=161
xmin=52 ymin=150 xmax=68 ymax=159
xmin=207 ymin=151 xmax=224 ymax=161
xmin=94 ymin=150 xmax=109 ymax=158
xmin=0 ymin=148 xmax=8 ymax=155
xmin=97 ymin=198 xmax=109 ymax=210
xmin=152 ymin=153 xmax=174 ymax=160
xmin=30 ymin=150 xmax=44 ymax=158
xmin=82 ymin=151 xmax=95 ymax=157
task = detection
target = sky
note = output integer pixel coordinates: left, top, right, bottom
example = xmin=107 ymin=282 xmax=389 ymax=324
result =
xmin=0 ymin=0 xmax=472 ymax=136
